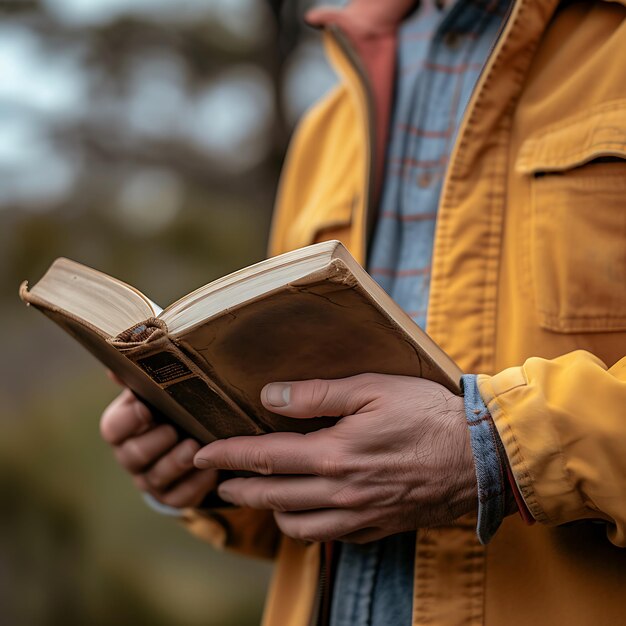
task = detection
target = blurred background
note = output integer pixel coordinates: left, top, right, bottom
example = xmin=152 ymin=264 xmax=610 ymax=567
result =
xmin=0 ymin=0 xmax=338 ymax=624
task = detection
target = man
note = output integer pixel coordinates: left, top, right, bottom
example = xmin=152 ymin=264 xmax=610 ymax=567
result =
xmin=100 ymin=0 xmax=626 ymax=624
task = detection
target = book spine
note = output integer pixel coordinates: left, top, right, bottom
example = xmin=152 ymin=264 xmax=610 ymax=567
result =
xmin=110 ymin=319 xmax=264 ymax=440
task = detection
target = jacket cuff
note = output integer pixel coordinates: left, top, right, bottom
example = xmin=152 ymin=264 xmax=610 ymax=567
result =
xmin=478 ymin=351 xmax=616 ymax=525
xmin=477 ymin=367 xmax=554 ymax=523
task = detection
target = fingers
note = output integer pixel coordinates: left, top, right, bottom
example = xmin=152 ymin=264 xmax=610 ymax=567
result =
xmin=100 ymin=388 xmax=217 ymax=509
xmin=100 ymin=389 xmax=152 ymax=445
xmin=149 ymin=468 xmax=219 ymax=509
xmin=114 ymin=424 xmax=178 ymax=474
xmin=260 ymin=374 xmax=378 ymax=419
xmin=194 ymin=431 xmax=332 ymax=476
xmin=217 ymin=476 xmax=346 ymax=512
xmin=143 ymin=439 xmax=200 ymax=490
xmin=134 ymin=438 xmax=217 ymax=509
xmin=274 ymin=509 xmax=359 ymax=544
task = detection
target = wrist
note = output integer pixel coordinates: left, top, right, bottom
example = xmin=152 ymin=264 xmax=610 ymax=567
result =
xmin=438 ymin=393 xmax=479 ymax=522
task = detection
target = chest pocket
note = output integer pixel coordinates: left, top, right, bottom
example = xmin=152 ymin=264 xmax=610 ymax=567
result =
xmin=517 ymin=101 xmax=626 ymax=333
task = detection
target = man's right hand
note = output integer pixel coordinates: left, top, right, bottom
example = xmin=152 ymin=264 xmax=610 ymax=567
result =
xmin=100 ymin=389 xmax=218 ymax=508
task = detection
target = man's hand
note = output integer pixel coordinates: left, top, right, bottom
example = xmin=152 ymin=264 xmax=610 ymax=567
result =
xmin=100 ymin=389 xmax=217 ymax=508
xmin=194 ymin=374 xmax=477 ymax=544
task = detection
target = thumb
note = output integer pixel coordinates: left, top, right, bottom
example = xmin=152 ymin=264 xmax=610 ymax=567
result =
xmin=261 ymin=376 xmax=375 ymax=419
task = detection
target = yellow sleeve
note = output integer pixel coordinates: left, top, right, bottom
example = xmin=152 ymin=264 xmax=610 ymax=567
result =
xmin=478 ymin=350 xmax=626 ymax=546
xmin=180 ymin=506 xmax=280 ymax=560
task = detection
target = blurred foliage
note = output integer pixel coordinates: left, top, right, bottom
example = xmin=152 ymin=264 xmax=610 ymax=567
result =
xmin=1 ymin=375 xmax=270 ymax=626
xmin=0 ymin=0 xmax=337 ymax=624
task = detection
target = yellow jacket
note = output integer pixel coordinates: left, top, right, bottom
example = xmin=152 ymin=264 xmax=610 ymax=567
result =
xmin=183 ymin=1 xmax=626 ymax=624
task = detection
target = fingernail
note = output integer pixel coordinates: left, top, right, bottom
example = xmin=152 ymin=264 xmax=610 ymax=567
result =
xmin=194 ymin=456 xmax=210 ymax=469
xmin=264 ymin=383 xmax=291 ymax=407
xmin=218 ymin=487 xmax=233 ymax=503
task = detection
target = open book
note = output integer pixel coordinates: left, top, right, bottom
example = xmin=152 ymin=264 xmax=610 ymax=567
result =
xmin=20 ymin=240 xmax=462 ymax=444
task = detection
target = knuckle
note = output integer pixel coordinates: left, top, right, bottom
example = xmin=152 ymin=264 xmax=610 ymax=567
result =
xmin=99 ymin=406 xmax=121 ymax=444
xmin=333 ymin=485 xmax=361 ymax=508
xmin=353 ymin=373 xmax=381 ymax=399
xmin=309 ymin=379 xmax=331 ymax=409
xmin=172 ymin=455 xmax=187 ymax=472
xmin=263 ymin=489 xmax=285 ymax=511
xmin=160 ymin=492 xmax=181 ymax=508
xmin=159 ymin=424 xmax=178 ymax=444
xmin=161 ymin=488 xmax=189 ymax=509
xmin=171 ymin=447 xmax=188 ymax=471
xmin=100 ymin=395 xmax=151 ymax=445
xmin=356 ymin=372 xmax=379 ymax=385
xmin=249 ymin=449 xmax=273 ymax=475
xmin=131 ymin=399 xmax=152 ymax=426
xmin=318 ymin=453 xmax=345 ymax=478
xmin=172 ymin=442 xmax=196 ymax=471
xmin=145 ymin=468 xmax=165 ymax=490
xmin=124 ymin=438 xmax=151 ymax=470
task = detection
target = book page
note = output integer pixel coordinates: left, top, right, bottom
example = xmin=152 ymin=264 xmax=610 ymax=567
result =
xmin=26 ymin=258 xmax=157 ymax=337
xmin=160 ymin=240 xmax=339 ymax=334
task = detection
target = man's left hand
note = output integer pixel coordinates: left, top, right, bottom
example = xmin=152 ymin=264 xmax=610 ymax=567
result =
xmin=194 ymin=374 xmax=477 ymax=544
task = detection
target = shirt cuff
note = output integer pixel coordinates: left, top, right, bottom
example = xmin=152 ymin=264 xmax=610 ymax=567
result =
xmin=142 ymin=492 xmax=185 ymax=517
xmin=461 ymin=374 xmax=515 ymax=544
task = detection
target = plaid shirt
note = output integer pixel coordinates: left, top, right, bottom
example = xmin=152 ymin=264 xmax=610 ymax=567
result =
xmin=368 ymin=0 xmax=510 ymax=329
xmin=331 ymin=2 xmax=511 ymax=625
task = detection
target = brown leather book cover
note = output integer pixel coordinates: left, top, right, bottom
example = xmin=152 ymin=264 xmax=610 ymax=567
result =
xmin=19 ymin=242 xmax=462 ymax=443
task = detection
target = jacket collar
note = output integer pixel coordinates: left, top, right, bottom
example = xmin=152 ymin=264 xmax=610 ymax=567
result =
xmin=306 ymin=0 xmax=626 ymax=34
xmin=306 ymin=1 xmax=416 ymax=212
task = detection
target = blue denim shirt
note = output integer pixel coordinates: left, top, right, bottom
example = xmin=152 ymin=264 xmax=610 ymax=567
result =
xmin=330 ymin=2 xmax=511 ymax=624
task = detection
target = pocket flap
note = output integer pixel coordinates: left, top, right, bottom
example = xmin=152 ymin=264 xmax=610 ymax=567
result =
xmin=516 ymin=99 xmax=626 ymax=174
